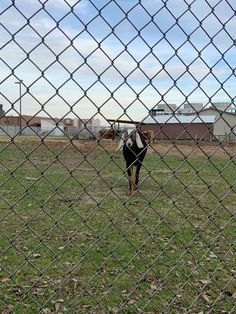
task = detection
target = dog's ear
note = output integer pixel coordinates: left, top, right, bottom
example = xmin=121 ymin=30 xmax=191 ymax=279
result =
xmin=136 ymin=132 xmax=144 ymax=148
xmin=117 ymin=131 xmax=127 ymax=150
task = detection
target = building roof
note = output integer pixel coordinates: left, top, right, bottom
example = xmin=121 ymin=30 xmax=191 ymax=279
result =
xmin=199 ymin=107 xmax=236 ymax=115
xmin=142 ymin=115 xmax=215 ymax=124
xmin=107 ymin=119 xmax=141 ymax=125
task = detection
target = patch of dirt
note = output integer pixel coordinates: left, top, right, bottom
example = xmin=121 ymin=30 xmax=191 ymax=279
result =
xmin=1 ymin=137 xmax=235 ymax=160
xmin=149 ymin=141 xmax=236 ymax=160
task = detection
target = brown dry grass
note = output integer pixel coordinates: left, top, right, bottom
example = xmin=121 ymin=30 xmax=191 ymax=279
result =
xmin=1 ymin=135 xmax=235 ymax=160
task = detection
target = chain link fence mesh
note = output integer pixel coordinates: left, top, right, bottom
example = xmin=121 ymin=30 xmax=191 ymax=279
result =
xmin=0 ymin=0 xmax=236 ymax=313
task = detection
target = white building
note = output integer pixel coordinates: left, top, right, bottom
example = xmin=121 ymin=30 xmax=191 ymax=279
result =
xmin=190 ymin=108 xmax=236 ymax=142
xmin=158 ymin=103 xmax=177 ymax=113
xmin=73 ymin=118 xmax=79 ymax=128
xmin=211 ymin=102 xmax=232 ymax=111
xmin=41 ymin=119 xmax=64 ymax=136
xmin=93 ymin=118 xmax=101 ymax=127
xmin=150 ymin=104 xmax=177 ymax=116
xmin=183 ymin=102 xmax=203 ymax=112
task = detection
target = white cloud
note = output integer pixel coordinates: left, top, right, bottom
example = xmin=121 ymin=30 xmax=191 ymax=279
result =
xmin=0 ymin=0 xmax=235 ymax=121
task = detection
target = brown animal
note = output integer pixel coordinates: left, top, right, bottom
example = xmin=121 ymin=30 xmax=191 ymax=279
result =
xmin=141 ymin=130 xmax=154 ymax=143
xmin=99 ymin=128 xmax=115 ymax=140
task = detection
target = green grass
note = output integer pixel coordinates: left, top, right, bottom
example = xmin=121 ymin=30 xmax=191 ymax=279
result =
xmin=0 ymin=139 xmax=235 ymax=313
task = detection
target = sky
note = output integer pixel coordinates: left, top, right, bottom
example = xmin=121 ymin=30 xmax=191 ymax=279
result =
xmin=0 ymin=0 xmax=236 ymax=124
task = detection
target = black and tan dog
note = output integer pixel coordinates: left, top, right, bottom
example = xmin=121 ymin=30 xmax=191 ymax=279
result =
xmin=118 ymin=129 xmax=147 ymax=195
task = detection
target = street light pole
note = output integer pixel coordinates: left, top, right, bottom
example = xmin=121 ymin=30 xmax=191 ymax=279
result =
xmin=15 ymin=79 xmax=23 ymax=136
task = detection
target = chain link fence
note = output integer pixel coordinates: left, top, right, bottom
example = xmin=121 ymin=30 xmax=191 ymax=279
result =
xmin=0 ymin=0 xmax=235 ymax=313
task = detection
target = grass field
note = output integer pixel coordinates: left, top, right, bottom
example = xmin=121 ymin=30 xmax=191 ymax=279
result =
xmin=0 ymin=138 xmax=235 ymax=313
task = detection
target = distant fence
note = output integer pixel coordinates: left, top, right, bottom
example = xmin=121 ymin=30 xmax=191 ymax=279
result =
xmin=1 ymin=124 xmax=235 ymax=143
xmin=0 ymin=125 xmax=113 ymax=139
xmin=0 ymin=125 xmax=40 ymax=137
xmin=217 ymin=133 xmax=236 ymax=144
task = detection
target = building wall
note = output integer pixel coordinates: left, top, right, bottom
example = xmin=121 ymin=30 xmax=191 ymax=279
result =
xmin=0 ymin=115 xmax=50 ymax=127
xmin=0 ymin=116 xmax=22 ymax=126
xmin=141 ymin=123 xmax=214 ymax=141
xmin=183 ymin=102 xmax=203 ymax=112
xmin=197 ymin=109 xmax=236 ymax=140
xmin=157 ymin=103 xmax=176 ymax=113
xmin=41 ymin=119 xmax=64 ymax=136
xmin=211 ymin=102 xmax=232 ymax=111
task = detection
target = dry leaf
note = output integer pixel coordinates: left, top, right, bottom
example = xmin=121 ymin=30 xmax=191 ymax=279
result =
xmin=199 ymin=279 xmax=211 ymax=285
xmin=42 ymin=308 xmax=52 ymax=314
xmin=201 ymin=292 xmax=211 ymax=303
xmin=55 ymin=303 xmax=60 ymax=313
xmin=1 ymin=277 xmax=10 ymax=283
xmin=33 ymin=253 xmax=41 ymax=258
xmin=209 ymin=252 xmax=217 ymax=258
xmin=108 ymin=307 xmax=119 ymax=314
xmin=232 ymin=291 xmax=236 ymax=299
xmin=150 ymin=283 xmax=158 ymax=291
